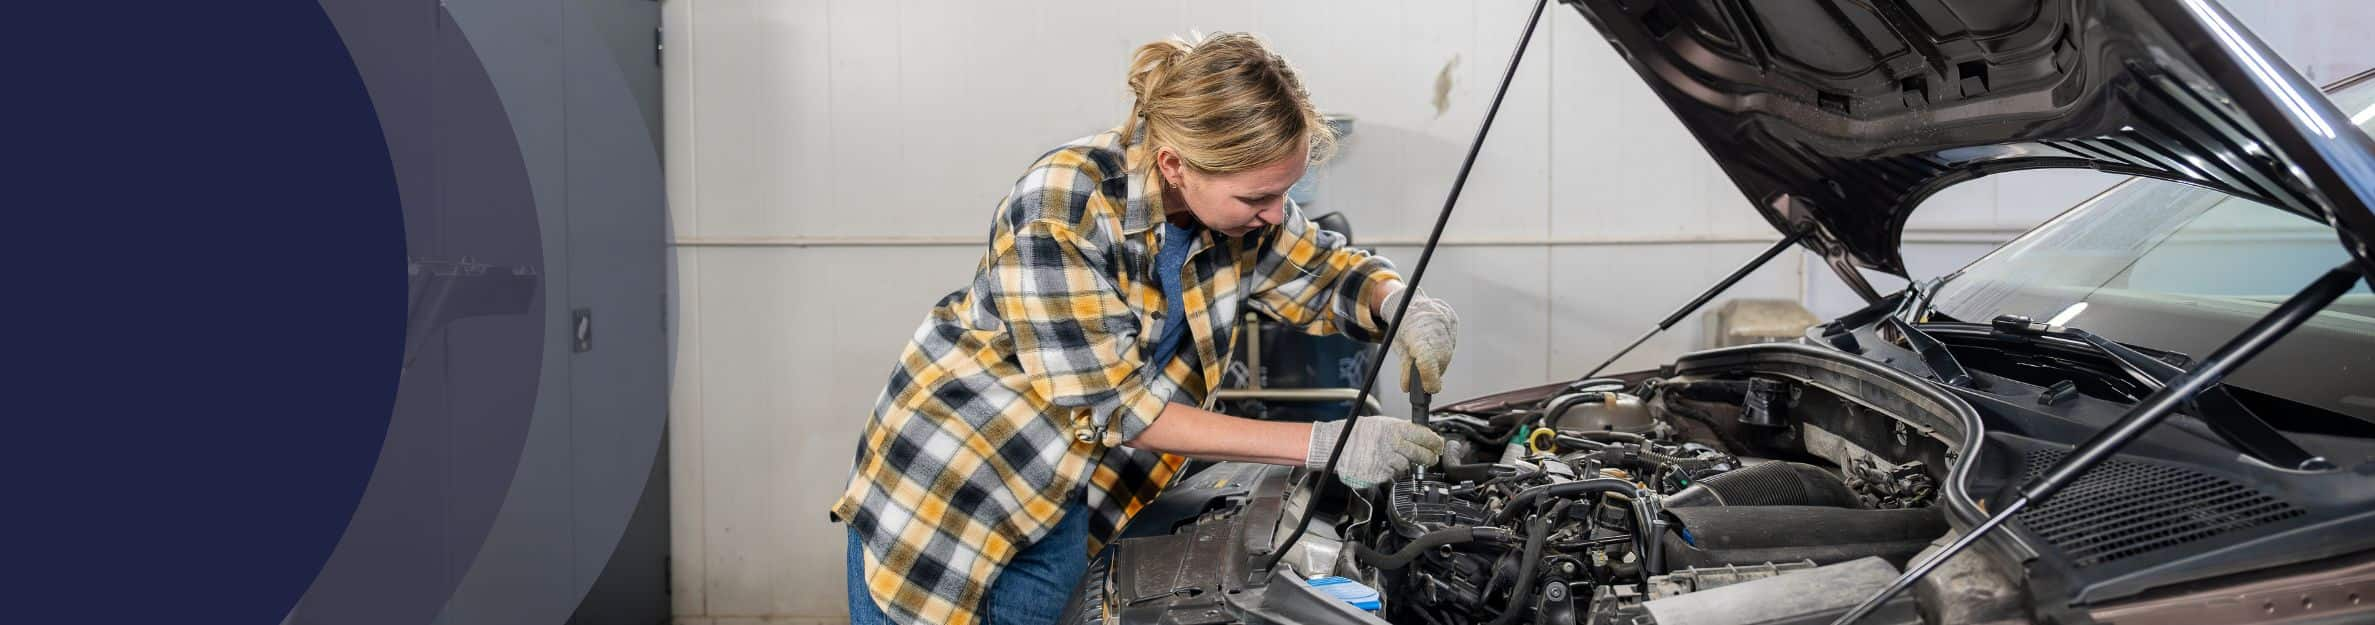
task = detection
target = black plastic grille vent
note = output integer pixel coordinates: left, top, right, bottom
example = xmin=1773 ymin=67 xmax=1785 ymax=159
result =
xmin=2016 ymin=448 xmax=2302 ymax=567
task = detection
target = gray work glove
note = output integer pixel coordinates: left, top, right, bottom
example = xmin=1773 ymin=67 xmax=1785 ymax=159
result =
xmin=1306 ymin=416 xmax=1445 ymax=489
xmin=1383 ymin=286 xmax=1459 ymax=393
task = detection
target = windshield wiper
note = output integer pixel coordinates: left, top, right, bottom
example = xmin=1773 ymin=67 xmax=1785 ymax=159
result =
xmin=1990 ymin=314 xmax=2331 ymax=471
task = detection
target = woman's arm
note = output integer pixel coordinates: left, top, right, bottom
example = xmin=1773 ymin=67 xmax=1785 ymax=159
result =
xmin=1244 ymin=200 xmax=1405 ymax=341
xmin=1126 ymin=402 xmax=1446 ymax=488
xmin=1124 ymin=402 xmax=1313 ymax=466
xmin=1363 ymin=277 xmax=1405 ymax=327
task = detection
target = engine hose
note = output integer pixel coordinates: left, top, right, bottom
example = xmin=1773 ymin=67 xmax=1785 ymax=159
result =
xmin=1631 ymin=491 xmax=1667 ymax=581
xmin=1351 ymin=526 xmax=1515 ymax=570
xmin=1490 ymin=478 xmax=1641 ymax=524
xmin=1486 ymin=501 xmax=1565 ymax=625
xmin=1568 ymin=430 xmax=1649 ymax=445
xmin=1555 ymin=436 xmax=1613 ymax=450
xmin=1558 ymin=439 xmax=1692 ymax=467
xmin=1452 ymin=469 xmax=1547 ymax=495
xmin=1481 ymin=548 xmax=1514 ymax=600
xmin=1550 ymin=534 xmax=1634 ymax=550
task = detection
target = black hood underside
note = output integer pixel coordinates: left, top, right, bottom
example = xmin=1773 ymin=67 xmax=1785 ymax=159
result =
xmin=1563 ymin=0 xmax=2375 ymax=299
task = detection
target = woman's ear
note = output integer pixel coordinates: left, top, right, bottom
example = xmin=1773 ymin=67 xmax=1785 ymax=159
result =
xmin=1154 ymin=147 xmax=1185 ymax=188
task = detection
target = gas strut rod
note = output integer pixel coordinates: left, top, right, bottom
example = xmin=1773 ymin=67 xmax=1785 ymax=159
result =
xmin=1580 ymin=227 xmax=1810 ymax=379
xmin=1259 ymin=0 xmax=1552 ymax=575
xmin=1830 ymin=263 xmax=2368 ymax=625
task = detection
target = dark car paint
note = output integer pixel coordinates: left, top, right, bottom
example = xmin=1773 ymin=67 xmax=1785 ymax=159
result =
xmin=1559 ymin=0 xmax=2375 ymax=299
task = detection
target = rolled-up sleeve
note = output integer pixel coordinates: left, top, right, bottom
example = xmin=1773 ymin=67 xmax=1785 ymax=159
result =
xmin=1245 ymin=200 xmax=1403 ymax=342
xmin=988 ymin=218 xmax=1171 ymax=443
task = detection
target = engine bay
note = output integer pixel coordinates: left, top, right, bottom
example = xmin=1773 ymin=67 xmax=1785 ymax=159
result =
xmin=1071 ymin=345 xmax=2021 ymax=625
xmin=1310 ymin=374 xmax=1953 ymax=625
xmin=1074 ymin=332 xmax=2375 ymax=625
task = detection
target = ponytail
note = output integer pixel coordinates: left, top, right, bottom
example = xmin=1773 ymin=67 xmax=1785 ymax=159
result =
xmin=1120 ymin=32 xmax=1335 ymax=176
xmin=1123 ymin=36 xmax=1193 ymax=146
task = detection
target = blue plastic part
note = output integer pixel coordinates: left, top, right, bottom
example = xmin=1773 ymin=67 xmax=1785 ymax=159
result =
xmin=1306 ymin=575 xmax=1383 ymax=611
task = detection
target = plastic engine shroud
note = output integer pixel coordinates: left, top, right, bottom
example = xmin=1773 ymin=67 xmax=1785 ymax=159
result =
xmin=1388 ymin=478 xmax=1487 ymax=538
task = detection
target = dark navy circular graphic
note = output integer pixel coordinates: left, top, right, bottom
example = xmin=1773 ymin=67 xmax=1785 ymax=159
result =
xmin=11 ymin=3 xmax=405 ymax=624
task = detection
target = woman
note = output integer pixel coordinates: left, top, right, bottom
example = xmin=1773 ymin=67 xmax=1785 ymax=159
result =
xmin=833 ymin=32 xmax=1461 ymax=625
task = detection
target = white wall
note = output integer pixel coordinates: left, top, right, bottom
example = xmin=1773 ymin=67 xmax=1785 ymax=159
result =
xmin=660 ymin=2 xmax=2375 ymax=622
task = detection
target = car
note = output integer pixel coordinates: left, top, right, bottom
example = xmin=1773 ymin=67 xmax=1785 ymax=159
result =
xmin=1064 ymin=1 xmax=2375 ymax=624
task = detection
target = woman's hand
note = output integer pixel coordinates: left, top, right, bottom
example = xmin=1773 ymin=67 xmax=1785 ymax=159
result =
xmin=1307 ymin=416 xmax=1444 ymax=488
xmin=1381 ymin=286 xmax=1459 ymax=393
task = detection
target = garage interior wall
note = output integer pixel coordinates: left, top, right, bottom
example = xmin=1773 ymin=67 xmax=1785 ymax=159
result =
xmin=658 ymin=1 xmax=2375 ymax=622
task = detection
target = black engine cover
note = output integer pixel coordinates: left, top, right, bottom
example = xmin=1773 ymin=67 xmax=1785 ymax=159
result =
xmin=1387 ymin=478 xmax=1486 ymax=538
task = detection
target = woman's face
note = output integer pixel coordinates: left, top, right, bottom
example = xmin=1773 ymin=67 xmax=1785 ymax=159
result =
xmin=1156 ymin=143 xmax=1307 ymax=238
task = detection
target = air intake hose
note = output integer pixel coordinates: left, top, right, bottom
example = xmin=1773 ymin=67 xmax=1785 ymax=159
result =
xmin=1662 ymin=461 xmax=1860 ymax=508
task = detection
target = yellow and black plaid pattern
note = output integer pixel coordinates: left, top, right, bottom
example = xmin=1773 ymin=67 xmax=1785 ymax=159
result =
xmin=832 ymin=129 xmax=1401 ymax=624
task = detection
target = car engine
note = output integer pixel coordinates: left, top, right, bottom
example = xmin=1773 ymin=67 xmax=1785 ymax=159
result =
xmin=1069 ymin=354 xmax=2038 ymax=625
xmin=1300 ymin=376 xmax=1952 ymax=625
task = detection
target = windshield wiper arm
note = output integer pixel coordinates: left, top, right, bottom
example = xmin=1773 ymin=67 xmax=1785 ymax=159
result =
xmin=1994 ymin=315 xmax=2190 ymax=382
xmin=1826 ymin=277 xmax=1973 ymax=388
xmin=1833 ymin=263 xmax=2366 ymax=625
xmin=1990 ymin=315 xmax=2331 ymax=471
xmin=1883 ymin=316 xmax=1975 ymax=388
xmin=1896 ymin=274 xmax=1949 ymax=324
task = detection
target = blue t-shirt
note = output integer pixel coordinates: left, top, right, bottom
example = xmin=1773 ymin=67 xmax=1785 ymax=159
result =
xmin=1143 ymin=221 xmax=1196 ymax=375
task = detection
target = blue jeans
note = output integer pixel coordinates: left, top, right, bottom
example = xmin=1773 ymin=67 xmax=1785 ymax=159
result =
xmin=848 ymin=498 xmax=1089 ymax=625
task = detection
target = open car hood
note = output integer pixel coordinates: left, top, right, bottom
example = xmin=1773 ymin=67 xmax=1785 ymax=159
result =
xmin=1563 ymin=0 xmax=2375 ymax=299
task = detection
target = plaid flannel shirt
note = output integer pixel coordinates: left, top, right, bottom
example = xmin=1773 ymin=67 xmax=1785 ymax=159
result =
xmin=832 ymin=128 xmax=1402 ymax=624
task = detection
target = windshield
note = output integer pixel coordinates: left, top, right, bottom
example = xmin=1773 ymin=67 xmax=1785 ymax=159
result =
xmin=1928 ymin=74 xmax=2375 ymax=424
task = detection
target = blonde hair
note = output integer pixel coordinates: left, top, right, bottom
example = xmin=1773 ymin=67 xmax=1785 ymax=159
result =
xmin=1123 ymin=32 xmax=1335 ymax=176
